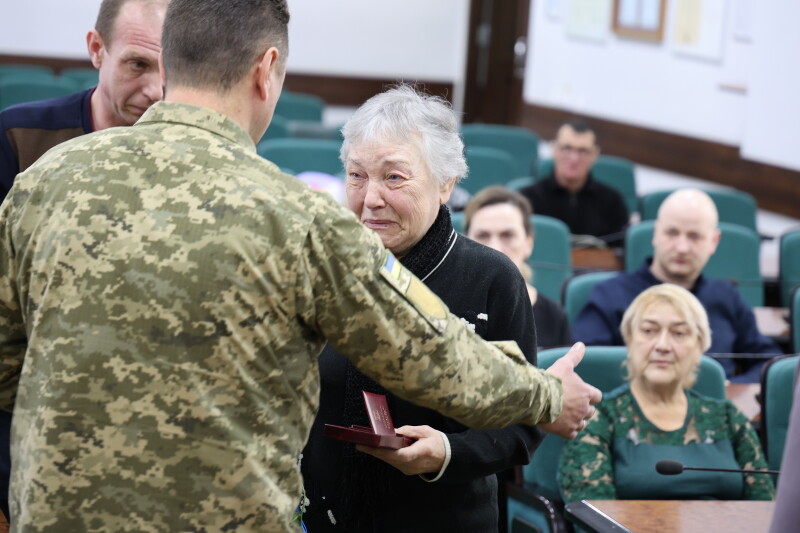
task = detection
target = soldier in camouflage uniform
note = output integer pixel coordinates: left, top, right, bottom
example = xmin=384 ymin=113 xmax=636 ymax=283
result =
xmin=0 ymin=1 xmax=601 ymax=531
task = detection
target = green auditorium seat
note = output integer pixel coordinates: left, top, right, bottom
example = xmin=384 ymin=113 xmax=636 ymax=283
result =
xmin=450 ymin=211 xmax=465 ymax=234
xmin=461 ymin=123 xmax=540 ymax=178
xmin=505 ymin=177 xmax=536 ymax=191
xmin=640 ymin=189 xmax=758 ymax=233
xmin=625 ymin=221 xmax=764 ymax=307
xmin=274 ymin=91 xmax=325 ymax=122
xmin=0 ymin=76 xmax=81 ymax=110
xmin=791 ymin=288 xmax=800 ymax=354
xmin=462 ymin=146 xmax=516 ymax=196
xmin=259 ymin=114 xmax=290 ymax=142
xmin=529 ymin=215 xmax=572 ymax=303
xmin=0 ymin=64 xmax=54 ymax=80
xmin=779 ymin=229 xmax=800 ymax=307
xmin=257 ymin=138 xmax=342 ymax=176
xmin=561 ymin=271 xmax=617 ymax=327
xmin=759 ymin=354 xmax=799 ymax=471
xmin=60 ymin=67 xmax=100 ymax=88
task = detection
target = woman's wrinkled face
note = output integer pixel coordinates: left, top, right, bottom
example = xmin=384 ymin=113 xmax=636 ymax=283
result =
xmin=345 ymin=139 xmax=454 ymax=256
xmin=627 ymin=301 xmax=702 ymax=389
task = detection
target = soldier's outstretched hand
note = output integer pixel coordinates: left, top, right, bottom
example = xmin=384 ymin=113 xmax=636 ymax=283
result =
xmin=540 ymin=342 xmax=602 ymax=439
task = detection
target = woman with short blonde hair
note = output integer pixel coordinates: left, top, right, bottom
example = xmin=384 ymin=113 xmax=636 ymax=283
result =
xmin=559 ymin=284 xmax=773 ymax=502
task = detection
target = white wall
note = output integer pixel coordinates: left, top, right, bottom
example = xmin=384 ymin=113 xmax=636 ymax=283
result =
xmin=524 ymin=0 xmax=800 ymax=172
xmin=0 ymin=1 xmax=471 ymax=87
xmin=525 ymin=0 xmax=749 ymax=145
xmin=741 ymin=0 xmax=800 ymax=172
xmin=0 ymin=0 xmax=102 ymax=58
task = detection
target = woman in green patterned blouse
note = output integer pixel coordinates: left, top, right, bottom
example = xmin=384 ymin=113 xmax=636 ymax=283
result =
xmin=559 ymin=284 xmax=774 ymax=501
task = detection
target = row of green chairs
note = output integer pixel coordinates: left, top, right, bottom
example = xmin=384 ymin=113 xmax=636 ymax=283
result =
xmin=0 ymin=75 xmax=82 ymax=111
xmin=640 ymin=189 xmax=757 ymax=233
xmin=257 ymin=138 xmax=343 ymax=176
xmin=0 ymin=65 xmax=100 ymax=111
xmin=780 ymin=230 xmax=800 ymax=306
xmin=460 ymin=124 xmax=761 ymax=235
xmin=0 ymin=64 xmax=99 ymax=88
xmin=759 ymin=353 xmax=800 ymax=472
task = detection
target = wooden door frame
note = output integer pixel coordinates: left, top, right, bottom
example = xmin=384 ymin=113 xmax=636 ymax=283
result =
xmin=462 ymin=0 xmax=530 ymax=125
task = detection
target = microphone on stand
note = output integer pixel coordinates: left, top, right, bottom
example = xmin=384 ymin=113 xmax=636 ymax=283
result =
xmin=656 ymin=459 xmax=779 ymax=476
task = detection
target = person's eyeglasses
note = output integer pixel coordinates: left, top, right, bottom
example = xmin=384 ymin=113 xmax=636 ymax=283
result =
xmin=557 ymin=144 xmax=595 ymax=158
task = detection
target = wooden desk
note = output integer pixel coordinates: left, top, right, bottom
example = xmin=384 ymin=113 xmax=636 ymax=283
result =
xmin=568 ymin=500 xmax=774 ymax=533
xmin=571 ymin=247 xmax=622 ymax=270
xmin=727 ymin=383 xmax=761 ymax=422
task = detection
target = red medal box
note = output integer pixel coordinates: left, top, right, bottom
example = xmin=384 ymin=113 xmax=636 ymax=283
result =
xmin=323 ymin=391 xmax=415 ymax=449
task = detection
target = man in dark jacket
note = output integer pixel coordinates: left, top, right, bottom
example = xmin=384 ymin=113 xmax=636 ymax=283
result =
xmin=519 ymin=118 xmax=628 ymax=245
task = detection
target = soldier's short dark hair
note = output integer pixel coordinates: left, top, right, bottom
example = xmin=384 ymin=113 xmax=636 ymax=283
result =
xmin=95 ymin=0 xmax=167 ymax=46
xmin=162 ymin=0 xmax=290 ymax=92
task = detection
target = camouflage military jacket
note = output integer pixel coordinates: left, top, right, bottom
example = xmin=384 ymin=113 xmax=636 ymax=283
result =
xmin=0 ymin=101 xmax=563 ymax=532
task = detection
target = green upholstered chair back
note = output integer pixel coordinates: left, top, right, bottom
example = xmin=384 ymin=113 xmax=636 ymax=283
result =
xmin=0 ymin=64 xmax=54 ymax=80
xmin=462 ymin=146 xmax=517 ymax=195
xmin=257 ymin=138 xmax=343 ymax=176
xmin=529 ymin=215 xmax=572 ymax=303
xmin=639 ymin=189 xmax=758 ymax=233
xmin=759 ymin=354 xmax=800 ymax=471
xmin=779 ymin=229 xmax=800 ymax=307
xmin=59 ymin=67 xmax=99 ymax=89
xmin=461 ymin=123 xmax=540 ymax=178
xmin=274 ymin=91 xmax=325 ymax=122
xmin=450 ymin=211 xmax=465 ymax=234
xmin=561 ymin=271 xmax=617 ymax=327
xmin=0 ymin=75 xmax=81 ymax=110
xmin=537 ymin=155 xmax=637 ymax=215
xmin=259 ymin=114 xmax=291 ymax=142
xmin=505 ymin=177 xmax=536 ymax=191
xmin=792 ymin=288 xmax=800 ymax=354
xmin=624 ymin=221 xmax=764 ymax=307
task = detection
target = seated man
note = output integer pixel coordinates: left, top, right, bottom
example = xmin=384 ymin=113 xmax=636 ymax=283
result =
xmin=0 ymin=0 xmax=167 ymax=202
xmin=519 ymin=118 xmax=628 ymax=245
xmin=573 ymin=188 xmax=780 ymax=382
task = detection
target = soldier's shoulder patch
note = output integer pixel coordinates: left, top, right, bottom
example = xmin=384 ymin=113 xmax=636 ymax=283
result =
xmin=379 ymin=252 xmax=448 ymax=333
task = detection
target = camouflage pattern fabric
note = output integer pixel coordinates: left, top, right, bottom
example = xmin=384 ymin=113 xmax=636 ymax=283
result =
xmin=0 ymin=102 xmax=563 ymax=532
xmin=559 ymin=384 xmax=774 ymax=502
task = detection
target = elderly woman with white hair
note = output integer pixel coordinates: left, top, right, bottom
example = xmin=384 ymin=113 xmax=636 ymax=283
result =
xmin=300 ymin=85 xmax=542 ymax=532
xmin=559 ymin=284 xmax=774 ymax=502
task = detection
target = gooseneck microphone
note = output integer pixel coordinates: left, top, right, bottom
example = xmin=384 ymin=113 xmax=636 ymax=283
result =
xmin=656 ymin=459 xmax=780 ymax=476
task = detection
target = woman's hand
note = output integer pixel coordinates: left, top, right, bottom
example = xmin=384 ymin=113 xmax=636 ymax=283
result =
xmin=356 ymin=425 xmax=445 ymax=476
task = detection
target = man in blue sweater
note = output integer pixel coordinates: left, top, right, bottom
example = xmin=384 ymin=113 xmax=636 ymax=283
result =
xmin=574 ymin=188 xmax=780 ymax=382
xmin=0 ymin=0 xmax=167 ymax=201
